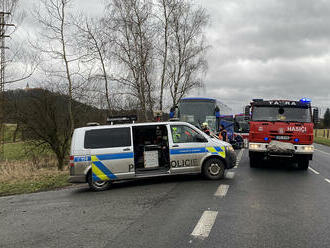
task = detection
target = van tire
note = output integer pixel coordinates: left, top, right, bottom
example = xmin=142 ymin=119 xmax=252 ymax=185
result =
xmin=203 ymin=158 xmax=225 ymax=180
xmin=87 ymin=171 xmax=111 ymax=191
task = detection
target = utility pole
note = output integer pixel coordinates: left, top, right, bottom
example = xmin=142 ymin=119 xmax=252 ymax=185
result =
xmin=0 ymin=10 xmax=14 ymax=160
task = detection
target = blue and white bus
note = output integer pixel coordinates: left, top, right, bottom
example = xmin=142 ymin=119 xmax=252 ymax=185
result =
xmin=170 ymin=97 xmax=232 ymax=133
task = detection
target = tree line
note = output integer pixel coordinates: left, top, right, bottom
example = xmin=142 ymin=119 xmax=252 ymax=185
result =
xmin=33 ymin=0 xmax=209 ymax=133
xmin=1 ymin=0 xmax=209 ymax=169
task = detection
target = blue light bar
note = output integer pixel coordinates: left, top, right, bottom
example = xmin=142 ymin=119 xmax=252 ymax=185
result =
xmin=264 ymin=137 xmax=269 ymax=141
xmin=300 ymin=98 xmax=311 ymax=103
xmin=294 ymin=138 xmax=299 ymax=142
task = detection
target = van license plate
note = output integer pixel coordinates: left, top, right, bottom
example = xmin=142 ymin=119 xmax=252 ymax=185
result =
xmin=276 ymin=136 xmax=290 ymax=140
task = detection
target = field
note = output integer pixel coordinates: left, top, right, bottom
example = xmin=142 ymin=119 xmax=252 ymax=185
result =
xmin=0 ymin=125 xmax=71 ymax=196
xmin=314 ymin=129 xmax=330 ymax=146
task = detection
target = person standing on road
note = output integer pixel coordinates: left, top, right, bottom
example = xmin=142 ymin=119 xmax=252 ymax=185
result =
xmin=219 ymin=124 xmax=228 ymax=142
xmin=201 ymin=122 xmax=210 ymax=136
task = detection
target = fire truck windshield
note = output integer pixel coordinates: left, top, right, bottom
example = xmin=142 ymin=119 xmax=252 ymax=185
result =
xmin=252 ymin=106 xmax=311 ymax=123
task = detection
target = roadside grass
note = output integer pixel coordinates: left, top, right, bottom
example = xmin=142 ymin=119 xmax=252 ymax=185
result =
xmin=0 ymin=126 xmax=72 ymax=196
xmin=0 ymin=173 xmax=70 ymax=196
xmin=0 ymin=157 xmax=71 ymax=196
xmin=4 ymin=142 xmax=52 ymax=161
xmin=314 ymin=136 xmax=330 ymax=147
xmin=3 ymin=124 xmax=22 ymax=143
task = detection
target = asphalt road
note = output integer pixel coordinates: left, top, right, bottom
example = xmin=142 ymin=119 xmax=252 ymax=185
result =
xmin=1 ymin=145 xmax=330 ymax=248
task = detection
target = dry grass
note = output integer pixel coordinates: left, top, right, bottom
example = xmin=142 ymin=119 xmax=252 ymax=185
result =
xmin=0 ymin=156 xmax=71 ymax=196
xmin=0 ymin=156 xmax=61 ymax=183
xmin=314 ymin=129 xmax=330 ymax=140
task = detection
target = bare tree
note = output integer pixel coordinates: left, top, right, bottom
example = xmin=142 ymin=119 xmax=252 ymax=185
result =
xmin=33 ymin=0 xmax=76 ymax=134
xmin=155 ymin=0 xmax=177 ymax=114
xmin=167 ymin=1 xmax=209 ymax=106
xmin=73 ymin=16 xmax=113 ymax=114
xmin=104 ymin=0 xmax=156 ymax=121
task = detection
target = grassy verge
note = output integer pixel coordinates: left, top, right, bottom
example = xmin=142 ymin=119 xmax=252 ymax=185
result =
xmin=4 ymin=142 xmax=52 ymax=161
xmin=314 ymin=136 xmax=330 ymax=147
xmin=0 ymin=156 xmax=72 ymax=197
xmin=0 ymin=173 xmax=70 ymax=197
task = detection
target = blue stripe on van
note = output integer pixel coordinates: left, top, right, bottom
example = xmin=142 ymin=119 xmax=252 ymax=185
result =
xmin=96 ymin=153 xmax=134 ymax=161
xmin=93 ymin=160 xmax=117 ymax=179
xmin=170 ymin=147 xmax=206 ymax=155
xmin=92 ymin=172 xmax=102 ymax=181
xmin=214 ymin=146 xmax=224 ymax=152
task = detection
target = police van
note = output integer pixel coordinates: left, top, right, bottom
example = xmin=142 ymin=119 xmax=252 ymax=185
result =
xmin=69 ymin=121 xmax=236 ymax=191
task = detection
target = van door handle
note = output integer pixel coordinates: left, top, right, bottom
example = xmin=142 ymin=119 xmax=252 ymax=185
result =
xmin=123 ymin=148 xmax=131 ymax=151
xmin=172 ymin=145 xmax=179 ymax=148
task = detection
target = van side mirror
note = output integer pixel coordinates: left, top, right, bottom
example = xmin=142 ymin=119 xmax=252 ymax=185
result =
xmin=313 ymin=108 xmax=319 ymax=124
xmin=244 ymin=105 xmax=250 ymax=121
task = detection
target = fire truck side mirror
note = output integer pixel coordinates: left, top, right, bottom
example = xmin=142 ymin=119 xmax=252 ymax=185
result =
xmin=313 ymin=108 xmax=319 ymax=124
xmin=244 ymin=106 xmax=250 ymax=121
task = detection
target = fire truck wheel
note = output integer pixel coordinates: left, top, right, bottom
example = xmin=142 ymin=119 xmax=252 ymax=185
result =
xmin=87 ymin=171 xmax=111 ymax=191
xmin=297 ymin=159 xmax=309 ymax=170
xmin=249 ymin=154 xmax=261 ymax=168
xmin=203 ymin=158 xmax=225 ymax=180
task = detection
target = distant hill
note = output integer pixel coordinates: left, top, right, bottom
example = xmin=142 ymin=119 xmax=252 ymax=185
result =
xmin=3 ymin=88 xmax=155 ymax=127
xmin=3 ymin=88 xmax=107 ymax=127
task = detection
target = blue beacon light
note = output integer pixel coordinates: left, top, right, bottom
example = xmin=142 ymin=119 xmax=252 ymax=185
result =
xmin=300 ymin=98 xmax=311 ymax=103
xmin=264 ymin=137 xmax=269 ymax=142
xmin=294 ymin=138 xmax=299 ymax=142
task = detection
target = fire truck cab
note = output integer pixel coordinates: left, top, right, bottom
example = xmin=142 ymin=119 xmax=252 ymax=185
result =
xmin=245 ymin=98 xmax=319 ymax=170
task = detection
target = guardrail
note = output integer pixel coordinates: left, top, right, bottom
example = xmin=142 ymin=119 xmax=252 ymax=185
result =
xmin=314 ymin=129 xmax=330 ymax=139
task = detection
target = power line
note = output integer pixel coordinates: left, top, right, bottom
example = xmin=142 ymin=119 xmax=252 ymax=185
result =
xmin=0 ymin=11 xmax=14 ymax=160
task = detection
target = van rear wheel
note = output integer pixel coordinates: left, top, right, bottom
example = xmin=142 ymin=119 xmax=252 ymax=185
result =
xmin=87 ymin=171 xmax=111 ymax=191
xmin=203 ymin=158 xmax=225 ymax=180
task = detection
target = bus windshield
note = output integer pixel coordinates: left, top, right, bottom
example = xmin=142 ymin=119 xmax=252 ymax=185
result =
xmin=234 ymin=116 xmax=249 ymax=133
xmin=178 ymin=100 xmax=217 ymax=131
xmin=252 ymin=106 xmax=311 ymax=122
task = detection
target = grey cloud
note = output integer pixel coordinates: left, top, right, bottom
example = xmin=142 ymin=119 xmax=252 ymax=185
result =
xmin=197 ymin=0 xmax=330 ymax=113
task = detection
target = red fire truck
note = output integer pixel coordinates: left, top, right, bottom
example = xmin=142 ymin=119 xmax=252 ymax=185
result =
xmin=245 ymin=98 xmax=319 ymax=170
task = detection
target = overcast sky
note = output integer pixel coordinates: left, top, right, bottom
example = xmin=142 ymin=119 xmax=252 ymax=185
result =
xmin=16 ymin=0 xmax=330 ymax=114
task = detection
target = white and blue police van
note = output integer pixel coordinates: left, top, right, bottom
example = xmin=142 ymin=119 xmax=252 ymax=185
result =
xmin=69 ymin=120 xmax=236 ymax=191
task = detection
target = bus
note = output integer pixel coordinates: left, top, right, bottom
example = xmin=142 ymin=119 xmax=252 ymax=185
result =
xmin=170 ymin=97 xmax=232 ymax=133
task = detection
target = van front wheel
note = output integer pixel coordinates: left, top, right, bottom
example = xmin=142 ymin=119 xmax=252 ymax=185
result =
xmin=87 ymin=171 xmax=111 ymax=191
xmin=203 ymin=158 xmax=225 ymax=180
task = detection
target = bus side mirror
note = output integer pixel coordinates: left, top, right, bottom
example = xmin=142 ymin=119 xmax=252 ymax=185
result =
xmin=313 ymin=108 xmax=319 ymax=124
xmin=244 ymin=106 xmax=250 ymax=121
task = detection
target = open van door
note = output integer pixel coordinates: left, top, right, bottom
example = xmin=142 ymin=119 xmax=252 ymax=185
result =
xmin=85 ymin=127 xmax=135 ymax=182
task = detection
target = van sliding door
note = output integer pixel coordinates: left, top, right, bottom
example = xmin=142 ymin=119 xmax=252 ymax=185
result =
xmin=84 ymin=127 xmax=135 ymax=181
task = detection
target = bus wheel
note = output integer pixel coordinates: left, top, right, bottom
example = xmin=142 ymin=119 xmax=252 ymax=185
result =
xmin=203 ymin=158 xmax=225 ymax=180
xmin=87 ymin=171 xmax=111 ymax=191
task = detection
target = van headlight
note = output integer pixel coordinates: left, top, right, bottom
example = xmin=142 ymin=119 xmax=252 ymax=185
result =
xmin=227 ymin=145 xmax=234 ymax=152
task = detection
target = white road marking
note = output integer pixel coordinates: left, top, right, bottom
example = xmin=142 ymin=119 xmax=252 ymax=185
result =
xmin=315 ymin=149 xmax=330 ymax=156
xmin=308 ymin=167 xmax=320 ymax=175
xmin=191 ymin=211 xmax=218 ymax=239
xmin=225 ymin=171 xmax=235 ymax=179
xmin=214 ymin=184 xmax=229 ymax=197
xmin=325 ymin=179 xmax=330 ymax=184
xmin=235 ymin=149 xmax=245 ymax=168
